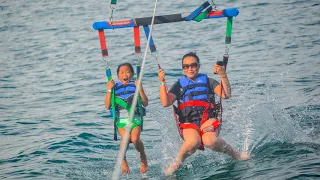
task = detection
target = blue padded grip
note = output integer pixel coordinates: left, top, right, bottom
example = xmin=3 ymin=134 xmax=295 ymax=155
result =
xmin=223 ymin=8 xmax=239 ymax=17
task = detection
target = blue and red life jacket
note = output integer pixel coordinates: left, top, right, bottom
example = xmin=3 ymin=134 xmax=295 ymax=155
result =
xmin=174 ymin=73 xmax=218 ymax=124
xmin=111 ymin=81 xmax=146 ymax=118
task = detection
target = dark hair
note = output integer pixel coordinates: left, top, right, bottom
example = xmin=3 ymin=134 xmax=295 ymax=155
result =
xmin=117 ymin=63 xmax=134 ymax=75
xmin=182 ymin=52 xmax=200 ymax=66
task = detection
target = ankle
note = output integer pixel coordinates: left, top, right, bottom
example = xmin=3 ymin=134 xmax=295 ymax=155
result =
xmin=140 ymin=153 xmax=147 ymax=160
xmin=174 ymin=158 xmax=182 ymax=165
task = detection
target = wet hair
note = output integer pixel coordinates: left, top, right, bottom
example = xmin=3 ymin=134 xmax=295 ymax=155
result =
xmin=117 ymin=63 xmax=134 ymax=75
xmin=182 ymin=52 xmax=200 ymax=65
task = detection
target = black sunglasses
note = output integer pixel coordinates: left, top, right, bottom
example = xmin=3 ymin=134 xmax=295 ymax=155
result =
xmin=182 ymin=62 xmax=199 ymax=69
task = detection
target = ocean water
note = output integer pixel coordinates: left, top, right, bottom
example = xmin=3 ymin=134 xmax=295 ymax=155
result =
xmin=0 ymin=0 xmax=319 ymax=179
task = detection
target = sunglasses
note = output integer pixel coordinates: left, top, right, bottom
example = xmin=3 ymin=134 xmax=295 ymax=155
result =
xmin=182 ymin=62 xmax=199 ymax=70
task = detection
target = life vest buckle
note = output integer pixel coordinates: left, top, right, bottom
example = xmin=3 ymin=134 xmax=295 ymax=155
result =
xmin=202 ymin=126 xmax=215 ymax=133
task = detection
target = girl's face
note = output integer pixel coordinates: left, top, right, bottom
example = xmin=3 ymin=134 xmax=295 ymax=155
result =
xmin=117 ymin=65 xmax=133 ymax=85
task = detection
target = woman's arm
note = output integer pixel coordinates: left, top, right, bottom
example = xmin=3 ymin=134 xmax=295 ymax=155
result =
xmin=159 ymin=83 xmax=177 ymax=107
xmin=214 ymin=75 xmax=231 ymax=99
xmin=158 ymin=69 xmax=177 ymax=107
xmin=213 ymin=64 xmax=231 ymax=99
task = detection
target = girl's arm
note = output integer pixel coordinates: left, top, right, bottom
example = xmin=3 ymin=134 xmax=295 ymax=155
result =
xmin=104 ymin=79 xmax=115 ymax=109
xmin=135 ymin=79 xmax=148 ymax=107
xmin=139 ymin=84 xmax=148 ymax=107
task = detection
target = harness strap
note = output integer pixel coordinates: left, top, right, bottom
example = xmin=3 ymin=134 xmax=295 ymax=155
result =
xmin=114 ymin=97 xmax=131 ymax=112
xmin=178 ymin=100 xmax=214 ymax=123
xmin=193 ymin=6 xmax=213 ymax=22
xmin=179 ymin=119 xmax=221 ymax=150
xmin=135 ymin=63 xmax=144 ymax=131
xmin=115 ymin=90 xmax=136 ymax=96
xmin=115 ymin=83 xmax=135 ymax=89
xmin=178 ymin=100 xmax=213 ymax=109
xmin=179 ymin=120 xmax=221 ymax=133
xmin=110 ymin=0 xmax=117 ymax=5
xmin=225 ymin=17 xmax=233 ymax=45
xmin=106 ymin=67 xmax=117 ymax=141
xmin=114 ymin=96 xmax=145 ymax=119
xmin=185 ymin=1 xmax=210 ymax=21
xmin=143 ymin=25 xmax=157 ymax=52
xmin=98 ymin=30 xmax=108 ymax=57
xmin=200 ymin=120 xmax=221 ymax=137
xmin=133 ymin=26 xmax=141 ymax=54
xmin=179 ymin=123 xmax=199 ymax=131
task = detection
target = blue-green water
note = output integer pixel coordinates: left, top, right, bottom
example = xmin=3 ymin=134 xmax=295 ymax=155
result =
xmin=1 ymin=0 xmax=319 ymax=179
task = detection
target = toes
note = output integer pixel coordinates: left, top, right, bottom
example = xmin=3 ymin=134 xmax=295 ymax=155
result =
xmin=239 ymin=153 xmax=250 ymax=160
xmin=121 ymin=160 xmax=130 ymax=174
xmin=140 ymin=160 xmax=148 ymax=174
xmin=165 ymin=161 xmax=181 ymax=176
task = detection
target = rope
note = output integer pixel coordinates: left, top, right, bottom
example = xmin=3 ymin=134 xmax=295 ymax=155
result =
xmin=111 ymin=0 xmax=159 ymax=179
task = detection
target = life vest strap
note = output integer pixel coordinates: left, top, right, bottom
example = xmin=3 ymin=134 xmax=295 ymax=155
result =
xmin=179 ymin=123 xmax=199 ymax=131
xmin=200 ymin=120 xmax=221 ymax=137
xmin=177 ymin=100 xmax=215 ymax=125
xmin=115 ymin=91 xmax=136 ymax=97
xmin=114 ymin=97 xmax=130 ymax=112
xmin=178 ymin=100 xmax=214 ymax=110
xmin=179 ymin=119 xmax=221 ymax=151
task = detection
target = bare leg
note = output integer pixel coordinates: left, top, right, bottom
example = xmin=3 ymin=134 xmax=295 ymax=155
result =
xmin=131 ymin=126 xmax=148 ymax=174
xmin=201 ymin=120 xmax=250 ymax=160
xmin=165 ymin=128 xmax=201 ymax=175
xmin=118 ymin=128 xmax=130 ymax=174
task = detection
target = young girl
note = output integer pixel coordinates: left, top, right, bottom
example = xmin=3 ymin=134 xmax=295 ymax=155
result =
xmin=105 ymin=63 xmax=148 ymax=174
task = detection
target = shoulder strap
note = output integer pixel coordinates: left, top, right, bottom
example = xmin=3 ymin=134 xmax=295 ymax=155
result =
xmin=177 ymin=80 xmax=183 ymax=106
xmin=110 ymin=88 xmax=118 ymax=141
xmin=206 ymin=76 xmax=215 ymax=104
xmin=114 ymin=97 xmax=131 ymax=113
xmin=110 ymin=89 xmax=116 ymax=120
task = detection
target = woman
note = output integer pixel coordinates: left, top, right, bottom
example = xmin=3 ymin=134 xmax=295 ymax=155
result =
xmin=158 ymin=52 xmax=249 ymax=175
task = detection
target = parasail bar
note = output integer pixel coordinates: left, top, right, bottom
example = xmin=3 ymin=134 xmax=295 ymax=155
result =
xmin=92 ymin=8 xmax=239 ymax=30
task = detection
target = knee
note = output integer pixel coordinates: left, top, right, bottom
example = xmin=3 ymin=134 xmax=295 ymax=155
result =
xmin=203 ymin=142 xmax=217 ymax=150
xmin=188 ymin=147 xmax=198 ymax=155
xmin=130 ymin=136 xmax=140 ymax=145
xmin=202 ymin=133 xmax=219 ymax=149
xmin=186 ymin=139 xmax=201 ymax=152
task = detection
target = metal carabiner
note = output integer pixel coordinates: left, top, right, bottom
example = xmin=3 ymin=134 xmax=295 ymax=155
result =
xmin=109 ymin=4 xmax=116 ymax=30
xmin=110 ymin=3 xmax=116 ymax=10
xmin=151 ymin=52 xmax=162 ymax=69
xmin=133 ymin=53 xmax=142 ymax=67
xmin=136 ymin=54 xmax=142 ymax=64
xmin=224 ymin=44 xmax=231 ymax=55
xmin=211 ymin=0 xmax=219 ymax=11
xmin=151 ymin=51 xmax=159 ymax=63
xmin=102 ymin=56 xmax=110 ymax=67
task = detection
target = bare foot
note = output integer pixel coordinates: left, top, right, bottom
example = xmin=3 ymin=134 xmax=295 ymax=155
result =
xmin=121 ymin=159 xmax=130 ymax=174
xmin=165 ymin=160 xmax=181 ymax=176
xmin=140 ymin=159 xmax=148 ymax=174
xmin=239 ymin=152 xmax=250 ymax=160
